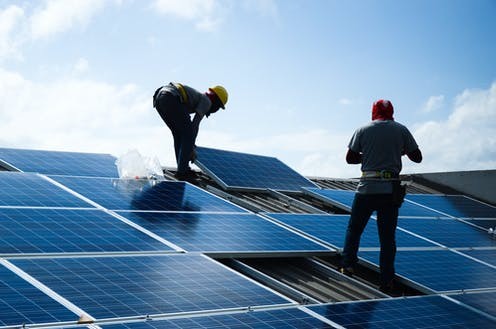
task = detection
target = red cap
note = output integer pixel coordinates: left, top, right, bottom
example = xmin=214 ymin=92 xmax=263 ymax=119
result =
xmin=372 ymin=99 xmax=394 ymax=120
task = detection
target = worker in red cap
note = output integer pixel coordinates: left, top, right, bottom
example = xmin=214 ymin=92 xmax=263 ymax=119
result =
xmin=153 ymin=83 xmax=228 ymax=182
xmin=340 ymin=99 xmax=422 ymax=294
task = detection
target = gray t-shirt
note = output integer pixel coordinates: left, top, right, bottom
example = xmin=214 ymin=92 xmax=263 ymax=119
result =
xmin=348 ymin=120 xmax=419 ymax=194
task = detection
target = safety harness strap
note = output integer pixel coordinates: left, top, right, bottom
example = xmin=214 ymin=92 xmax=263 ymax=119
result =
xmin=172 ymin=82 xmax=189 ymax=104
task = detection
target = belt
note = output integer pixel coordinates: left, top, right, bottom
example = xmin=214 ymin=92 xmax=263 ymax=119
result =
xmin=361 ymin=170 xmax=399 ymax=179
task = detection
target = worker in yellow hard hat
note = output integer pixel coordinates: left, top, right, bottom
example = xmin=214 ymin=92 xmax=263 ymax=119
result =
xmin=153 ymin=82 xmax=228 ymax=182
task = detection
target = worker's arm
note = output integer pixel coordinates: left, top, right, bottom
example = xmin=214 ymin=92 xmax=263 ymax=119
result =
xmin=407 ymin=148 xmax=422 ymax=163
xmin=191 ymin=112 xmax=204 ymax=145
xmin=346 ymin=149 xmax=362 ymax=164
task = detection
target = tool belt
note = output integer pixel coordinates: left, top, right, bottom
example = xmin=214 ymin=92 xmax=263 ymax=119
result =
xmin=361 ymin=170 xmax=399 ymax=179
xmin=171 ymin=82 xmax=189 ymax=104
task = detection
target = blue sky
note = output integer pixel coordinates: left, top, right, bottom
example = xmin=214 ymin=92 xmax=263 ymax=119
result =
xmin=0 ymin=0 xmax=495 ymax=178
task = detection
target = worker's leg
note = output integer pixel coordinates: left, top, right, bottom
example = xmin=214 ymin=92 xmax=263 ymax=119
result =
xmin=155 ymin=93 xmax=191 ymax=173
xmin=342 ymin=194 xmax=374 ymax=269
xmin=376 ymin=195 xmax=399 ymax=285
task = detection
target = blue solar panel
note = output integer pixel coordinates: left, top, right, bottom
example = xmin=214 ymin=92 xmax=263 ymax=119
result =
xmin=0 ymin=263 xmax=76 ymax=326
xmin=0 ymin=147 xmax=118 ymax=177
xmin=101 ymin=308 xmax=332 ymax=329
xmin=304 ymin=188 xmax=443 ymax=217
xmin=116 ymin=212 xmax=329 ymax=253
xmin=266 ymin=213 xmax=435 ymax=249
xmin=195 ymin=146 xmax=318 ymax=192
xmin=0 ymin=208 xmax=172 ymax=254
xmin=12 ymin=254 xmax=290 ymax=319
xmin=458 ymin=249 xmax=496 ymax=267
xmin=359 ymin=250 xmax=496 ymax=292
xmin=307 ymin=295 xmax=496 ymax=328
xmin=452 ymin=291 xmax=496 ymax=318
xmin=0 ymin=172 xmax=91 ymax=208
xmin=465 ymin=218 xmax=496 ymax=230
xmin=51 ymin=176 xmax=246 ymax=212
xmin=405 ymin=194 xmax=496 ymax=218
xmin=397 ymin=217 xmax=496 ymax=248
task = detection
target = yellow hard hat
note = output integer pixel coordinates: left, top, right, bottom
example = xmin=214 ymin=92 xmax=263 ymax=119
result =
xmin=209 ymin=85 xmax=228 ymax=109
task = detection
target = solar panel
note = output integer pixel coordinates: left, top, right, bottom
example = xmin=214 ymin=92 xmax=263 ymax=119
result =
xmin=452 ymin=291 xmax=496 ymax=318
xmin=307 ymin=295 xmax=496 ymax=328
xmin=12 ymin=254 xmax=291 ymax=319
xmin=194 ymin=146 xmax=318 ymax=192
xmin=100 ymin=308 xmax=333 ymax=329
xmin=0 ymin=147 xmax=118 ymax=177
xmin=51 ymin=176 xmax=246 ymax=212
xmin=359 ymin=250 xmax=496 ymax=292
xmin=303 ymin=188 xmax=446 ymax=217
xmin=0 ymin=172 xmax=92 ymax=208
xmin=464 ymin=218 xmax=496 ymax=230
xmin=397 ymin=217 xmax=496 ymax=248
xmin=405 ymin=194 xmax=496 ymax=218
xmin=0 ymin=263 xmax=76 ymax=326
xmin=266 ymin=213 xmax=436 ymax=249
xmin=458 ymin=249 xmax=496 ymax=267
xmin=116 ymin=212 xmax=330 ymax=253
xmin=0 ymin=208 xmax=173 ymax=254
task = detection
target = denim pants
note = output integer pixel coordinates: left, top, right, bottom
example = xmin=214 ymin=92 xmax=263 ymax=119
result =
xmin=342 ymin=193 xmax=399 ymax=284
xmin=155 ymin=92 xmax=194 ymax=174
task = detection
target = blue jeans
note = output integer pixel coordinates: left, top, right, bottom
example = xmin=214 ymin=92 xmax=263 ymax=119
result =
xmin=342 ymin=193 xmax=399 ymax=285
xmin=155 ymin=92 xmax=194 ymax=174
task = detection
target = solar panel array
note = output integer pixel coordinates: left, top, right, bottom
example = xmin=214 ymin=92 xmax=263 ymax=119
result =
xmin=1 ymin=147 xmax=495 ymax=328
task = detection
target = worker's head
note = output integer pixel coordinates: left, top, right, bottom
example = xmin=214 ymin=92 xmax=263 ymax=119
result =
xmin=206 ymin=85 xmax=228 ymax=117
xmin=372 ymin=99 xmax=394 ymax=121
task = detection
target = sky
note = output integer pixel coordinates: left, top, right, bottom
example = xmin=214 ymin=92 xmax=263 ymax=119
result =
xmin=0 ymin=0 xmax=495 ymax=178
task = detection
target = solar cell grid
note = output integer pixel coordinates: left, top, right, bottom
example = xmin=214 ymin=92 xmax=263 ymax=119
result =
xmin=307 ymin=295 xmax=496 ymax=328
xmin=458 ymin=249 xmax=496 ymax=267
xmin=12 ymin=255 xmax=291 ymax=319
xmin=0 ymin=208 xmax=172 ymax=254
xmin=405 ymin=194 xmax=496 ymax=218
xmin=50 ymin=176 xmax=246 ymax=212
xmin=360 ymin=250 xmax=496 ymax=292
xmin=101 ymin=308 xmax=333 ymax=329
xmin=397 ymin=217 xmax=496 ymax=248
xmin=266 ymin=213 xmax=436 ymax=249
xmin=0 ymin=263 xmax=76 ymax=326
xmin=116 ymin=212 xmax=329 ymax=253
xmin=195 ymin=146 xmax=318 ymax=192
xmin=451 ymin=291 xmax=496 ymax=318
xmin=0 ymin=147 xmax=119 ymax=177
xmin=0 ymin=172 xmax=91 ymax=208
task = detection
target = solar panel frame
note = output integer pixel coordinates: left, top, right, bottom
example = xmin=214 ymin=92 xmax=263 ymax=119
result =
xmin=0 ymin=262 xmax=76 ymax=326
xmin=100 ymin=307 xmax=335 ymax=329
xmin=0 ymin=208 xmax=174 ymax=254
xmin=451 ymin=291 xmax=496 ymax=318
xmin=307 ymin=295 xmax=496 ymax=328
xmin=0 ymin=147 xmax=119 ymax=178
xmin=457 ymin=249 xmax=496 ymax=267
xmin=11 ymin=254 xmax=294 ymax=319
xmin=50 ymin=176 xmax=247 ymax=212
xmin=359 ymin=249 xmax=496 ymax=293
xmin=116 ymin=211 xmax=331 ymax=254
xmin=194 ymin=146 xmax=319 ymax=193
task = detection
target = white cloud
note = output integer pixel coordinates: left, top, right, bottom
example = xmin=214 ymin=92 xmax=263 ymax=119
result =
xmin=0 ymin=5 xmax=25 ymax=60
xmin=0 ymin=67 xmax=176 ymax=167
xmin=73 ymin=57 xmax=89 ymax=74
xmin=152 ymin=0 xmax=221 ymax=31
xmin=30 ymin=0 xmax=108 ymax=39
xmin=422 ymin=94 xmax=444 ymax=113
xmin=412 ymin=83 xmax=496 ymax=173
xmin=241 ymin=0 xmax=278 ymax=19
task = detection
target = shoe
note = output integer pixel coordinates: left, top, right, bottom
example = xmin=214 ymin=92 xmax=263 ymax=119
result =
xmin=339 ymin=267 xmax=354 ymax=277
xmin=174 ymin=170 xmax=198 ymax=183
xmin=379 ymin=280 xmax=395 ymax=294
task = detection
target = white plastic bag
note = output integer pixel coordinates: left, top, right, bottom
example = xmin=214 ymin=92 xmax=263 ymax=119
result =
xmin=115 ymin=149 xmax=164 ymax=180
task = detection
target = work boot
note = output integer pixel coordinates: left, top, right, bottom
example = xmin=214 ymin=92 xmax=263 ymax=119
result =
xmin=174 ymin=170 xmax=199 ymax=184
xmin=339 ymin=267 xmax=354 ymax=277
